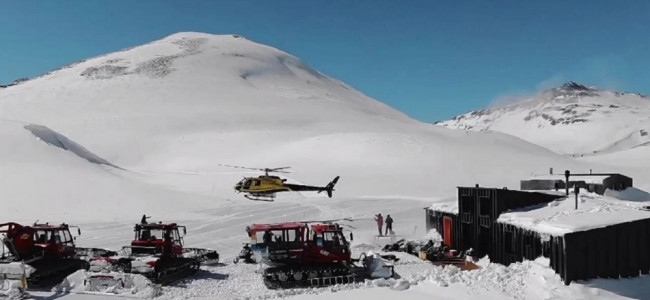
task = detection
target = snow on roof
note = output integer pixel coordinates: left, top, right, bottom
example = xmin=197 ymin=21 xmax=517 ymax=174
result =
xmin=524 ymin=174 xmax=613 ymax=184
xmin=604 ymin=187 xmax=650 ymax=202
xmin=428 ymin=199 xmax=459 ymax=214
xmin=498 ymin=190 xmax=650 ymax=236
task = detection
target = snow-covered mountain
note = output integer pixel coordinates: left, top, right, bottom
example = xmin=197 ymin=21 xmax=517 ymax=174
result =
xmin=435 ymin=82 xmax=650 ymax=156
xmin=0 ymin=32 xmax=605 ymax=204
xmin=1 ymin=32 xmax=649 ymax=300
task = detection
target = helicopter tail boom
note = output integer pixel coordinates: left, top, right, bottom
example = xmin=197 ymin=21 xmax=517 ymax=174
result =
xmin=282 ymin=176 xmax=340 ymax=198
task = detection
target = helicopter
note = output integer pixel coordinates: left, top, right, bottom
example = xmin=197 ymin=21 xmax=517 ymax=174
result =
xmin=218 ymin=164 xmax=340 ymax=202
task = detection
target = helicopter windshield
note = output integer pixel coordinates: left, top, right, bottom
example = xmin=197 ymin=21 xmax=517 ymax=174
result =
xmin=243 ymin=179 xmax=252 ymax=189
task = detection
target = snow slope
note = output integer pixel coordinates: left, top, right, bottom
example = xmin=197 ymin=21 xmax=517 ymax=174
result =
xmin=0 ymin=32 xmax=649 ymax=299
xmin=436 ymin=82 xmax=650 ymax=156
xmin=0 ymin=32 xmax=609 ymax=199
xmin=0 ymin=119 xmax=215 ymax=223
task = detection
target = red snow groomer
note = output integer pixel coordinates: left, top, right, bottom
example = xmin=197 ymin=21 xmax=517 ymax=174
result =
xmin=86 ymin=221 xmax=219 ymax=286
xmin=0 ymin=222 xmax=114 ymax=288
xmin=248 ymin=222 xmax=385 ymax=288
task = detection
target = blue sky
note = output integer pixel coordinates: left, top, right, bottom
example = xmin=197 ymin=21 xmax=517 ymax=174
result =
xmin=1 ymin=1 xmax=649 ymax=122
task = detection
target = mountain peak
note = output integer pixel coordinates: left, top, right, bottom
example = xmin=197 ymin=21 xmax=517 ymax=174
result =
xmin=559 ymin=81 xmax=591 ymax=91
xmin=544 ymin=81 xmax=598 ymax=99
xmin=3 ymin=32 xmax=265 ymax=86
xmin=160 ymin=31 xmax=249 ymax=41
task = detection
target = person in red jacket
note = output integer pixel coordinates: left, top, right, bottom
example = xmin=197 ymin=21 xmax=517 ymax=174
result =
xmin=374 ymin=213 xmax=384 ymax=236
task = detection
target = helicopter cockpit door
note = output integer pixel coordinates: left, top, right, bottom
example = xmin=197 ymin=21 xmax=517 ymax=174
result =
xmin=243 ymin=179 xmax=252 ymax=189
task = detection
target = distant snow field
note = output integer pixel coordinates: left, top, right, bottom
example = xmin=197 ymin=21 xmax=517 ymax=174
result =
xmin=1 ymin=32 xmax=649 ymax=299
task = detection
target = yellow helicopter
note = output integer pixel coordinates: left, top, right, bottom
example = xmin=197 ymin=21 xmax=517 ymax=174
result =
xmin=218 ymin=164 xmax=340 ymax=201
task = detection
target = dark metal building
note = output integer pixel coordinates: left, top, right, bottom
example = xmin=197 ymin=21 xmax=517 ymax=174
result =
xmin=426 ymin=186 xmax=650 ymax=285
xmin=520 ymin=173 xmax=633 ymax=195
xmin=426 ymin=187 xmax=562 ymax=259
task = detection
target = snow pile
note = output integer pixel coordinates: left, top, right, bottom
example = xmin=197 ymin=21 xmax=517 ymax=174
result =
xmin=53 ymin=270 xmax=161 ymax=298
xmin=293 ymin=256 xmax=650 ymax=300
xmin=0 ymin=262 xmax=35 ymax=279
xmin=362 ymin=251 xmax=394 ymax=279
xmin=604 ymin=187 xmax=650 ymax=202
xmin=0 ymin=263 xmax=30 ymax=299
xmin=368 ymin=277 xmax=411 ymax=291
xmin=0 ymin=280 xmax=27 ymax=299
xmin=289 ymin=257 xmax=540 ymax=299
xmin=498 ymin=192 xmax=650 ymax=235
xmin=424 ymin=229 xmax=442 ymax=242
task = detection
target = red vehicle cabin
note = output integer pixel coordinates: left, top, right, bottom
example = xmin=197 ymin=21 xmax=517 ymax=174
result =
xmin=247 ymin=222 xmax=351 ymax=264
xmin=131 ymin=223 xmax=186 ymax=256
xmin=0 ymin=222 xmax=78 ymax=259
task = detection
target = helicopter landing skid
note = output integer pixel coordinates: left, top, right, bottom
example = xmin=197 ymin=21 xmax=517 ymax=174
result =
xmin=244 ymin=194 xmax=276 ymax=202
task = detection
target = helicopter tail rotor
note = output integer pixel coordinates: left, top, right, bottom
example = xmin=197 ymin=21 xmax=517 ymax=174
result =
xmin=321 ymin=176 xmax=340 ymax=198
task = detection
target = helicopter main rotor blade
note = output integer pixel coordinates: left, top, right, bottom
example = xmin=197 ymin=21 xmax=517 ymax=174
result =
xmin=268 ymin=167 xmax=291 ymax=171
xmin=265 ymin=167 xmax=291 ymax=173
xmin=216 ymin=164 xmax=263 ymax=171
xmin=218 ymin=164 xmax=292 ymax=173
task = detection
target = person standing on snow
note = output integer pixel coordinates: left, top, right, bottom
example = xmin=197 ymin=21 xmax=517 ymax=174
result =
xmin=374 ymin=213 xmax=384 ymax=236
xmin=385 ymin=215 xmax=394 ymax=235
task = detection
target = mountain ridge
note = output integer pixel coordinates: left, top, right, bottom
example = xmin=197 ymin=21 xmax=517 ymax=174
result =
xmin=436 ymin=81 xmax=650 ymax=155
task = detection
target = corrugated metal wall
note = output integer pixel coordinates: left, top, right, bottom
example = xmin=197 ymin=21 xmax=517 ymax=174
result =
xmin=548 ymin=236 xmax=567 ymax=283
xmin=563 ymin=218 xmax=650 ymax=283
xmin=490 ymin=223 xmax=545 ymax=266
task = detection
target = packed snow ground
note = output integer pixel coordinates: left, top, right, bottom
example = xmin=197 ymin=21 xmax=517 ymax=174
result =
xmin=1 ymin=32 xmax=650 ymax=299
xmin=28 ymin=205 xmax=650 ymax=300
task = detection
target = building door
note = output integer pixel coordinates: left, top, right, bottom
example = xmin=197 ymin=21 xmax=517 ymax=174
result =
xmin=443 ymin=216 xmax=452 ymax=246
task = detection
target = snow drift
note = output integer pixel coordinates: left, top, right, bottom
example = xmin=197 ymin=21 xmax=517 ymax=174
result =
xmin=24 ymin=124 xmax=119 ymax=168
xmin=0 ymin=119 xmax=214 ymax=223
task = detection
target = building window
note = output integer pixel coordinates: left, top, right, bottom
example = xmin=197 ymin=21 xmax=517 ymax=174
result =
xmin=461 ymin=196 xmax=474 ymax=213
xmin=461 ymin=213 xmax=472 ymax=224
xmin=479 ymin=196 xmax=491 ymax=216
